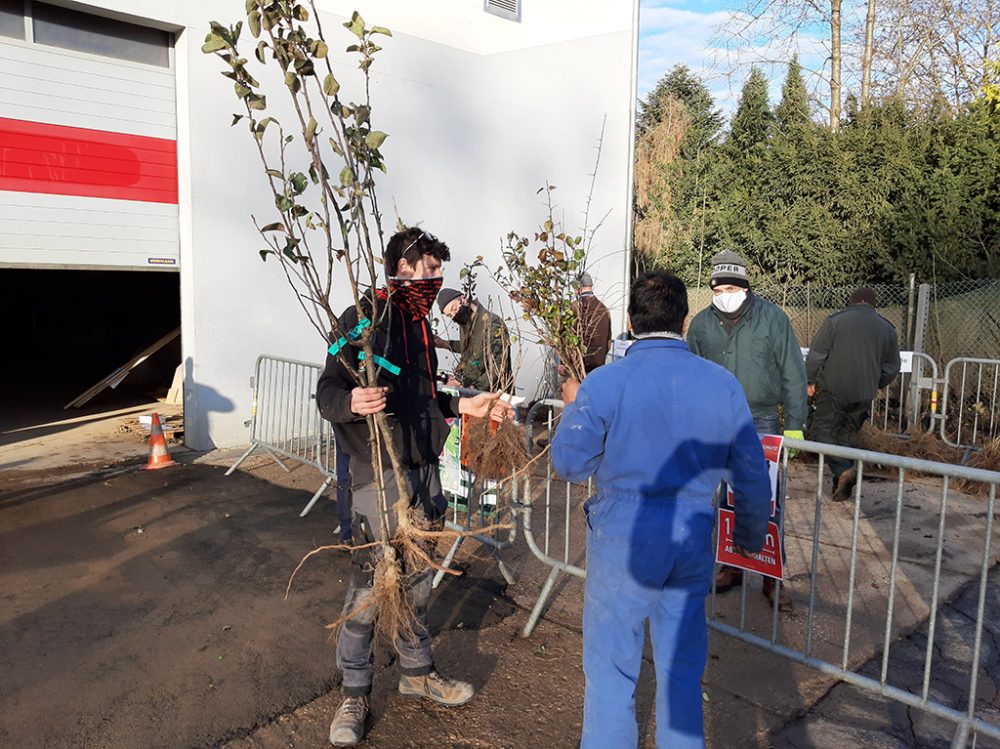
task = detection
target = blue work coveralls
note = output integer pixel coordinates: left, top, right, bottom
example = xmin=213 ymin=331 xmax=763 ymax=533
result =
xmin=551 ymin=338 xmax=772 ymax=749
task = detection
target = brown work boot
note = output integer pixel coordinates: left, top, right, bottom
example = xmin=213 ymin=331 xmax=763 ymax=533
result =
xmin=398 ymin=670 xmax=474 ymax=706
xmin=714 ymin=565 xmax=744 ymax=593
xmin=832 ymin=467 xmax=858 ymax=502
xmin=329 ymin=695 xmax=368 ymax=747
xmin=762 ymin=577 xmax=794 ymax=613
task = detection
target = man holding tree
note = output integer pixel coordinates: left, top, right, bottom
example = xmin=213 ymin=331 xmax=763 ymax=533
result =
xmin=316 ymin=227 xmax=511 ymax=747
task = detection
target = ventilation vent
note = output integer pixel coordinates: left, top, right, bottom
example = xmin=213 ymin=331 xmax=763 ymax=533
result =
xmin=485 ymin=0 xmax=520 ymax=22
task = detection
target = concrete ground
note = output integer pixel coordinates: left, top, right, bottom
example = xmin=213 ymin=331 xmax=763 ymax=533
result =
xmin=0 ymin=390 xmax=182 ymax=477
xmin=2 ymin=431 xmax=999 ymax=748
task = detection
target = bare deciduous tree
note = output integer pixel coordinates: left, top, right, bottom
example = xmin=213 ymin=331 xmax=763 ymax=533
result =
xmin=715 ymin=0 xmax=998 ymax=123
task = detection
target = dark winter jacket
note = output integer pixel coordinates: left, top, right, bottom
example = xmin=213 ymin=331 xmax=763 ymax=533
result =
xmin=316 ymin=298 xmax=459 ymax=467
xmin=447 ymin=307 xmax=512 ymax=392
xmin=577 ymin=293 xmax=612 ymax=373
xmin=687 ymin=294 xmax=809 ymax=430
xmin=806 ymin=303 xmax=900 ymax=403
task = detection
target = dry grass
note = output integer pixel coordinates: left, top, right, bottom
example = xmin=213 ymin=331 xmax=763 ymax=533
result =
xmin=858 ymin=423 xmax=1000 ymax=495
xmin=858 ymin=422 xmax=963 ymax=464
xmin=633 ymin=93 xmax=691 ymax=266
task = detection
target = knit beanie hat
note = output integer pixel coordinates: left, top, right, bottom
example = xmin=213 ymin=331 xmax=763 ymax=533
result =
xmin=579 ymin=271 xmax=594 ymax=287
xmin=436 ymin=287 xmax=463 ymax=313
xmin=709 ymin=250 xmax=751 ymax=289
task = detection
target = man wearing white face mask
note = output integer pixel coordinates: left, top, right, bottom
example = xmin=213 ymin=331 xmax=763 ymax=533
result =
xmin=687 ymin=249 xmax=807 ymax=613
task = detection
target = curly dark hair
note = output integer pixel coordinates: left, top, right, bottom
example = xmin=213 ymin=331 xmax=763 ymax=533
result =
xmin=384 ymin=227 xmax=451 ymax=277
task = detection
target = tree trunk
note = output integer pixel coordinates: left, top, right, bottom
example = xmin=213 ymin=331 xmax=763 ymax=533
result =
xmin=861 ymin=0 xmax=877 ymax=106
xmin=830 ymin=0 xmax=843 ymax=131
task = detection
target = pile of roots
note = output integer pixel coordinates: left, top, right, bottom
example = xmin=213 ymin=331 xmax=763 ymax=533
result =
xmin=292 ymin=417 xmax=525 ymax=649
xmin=461 ymin=416 xmax=530 ymax=482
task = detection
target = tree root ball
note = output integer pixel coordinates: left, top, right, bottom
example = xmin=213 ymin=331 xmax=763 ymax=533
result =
xmin=462 ymin=417 xmax=530 ymax=481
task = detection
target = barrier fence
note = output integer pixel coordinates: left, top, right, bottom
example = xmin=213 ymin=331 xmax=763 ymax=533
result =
xmin=941 ymin=358 xmax=1000 ymax=450
xmin=514 ymin=402 xmax=1000 ymax=748
xmin=861 ymin=352 xmax=1000 ymax=452
xmin=870 ymin=351 xmax=940 ymax=437
xmin=227 ymin=354 xmax=1000 ymax=743
xmin=225 ymin=356 xmax=515 ymax=581
xmin=226 ymin=354 xmax=335 ymax=517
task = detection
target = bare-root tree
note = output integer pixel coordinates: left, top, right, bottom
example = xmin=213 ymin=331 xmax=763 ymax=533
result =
xmin=484 ymin=130 xmax=611 ymax=390
xmin=440 ymin=263 xmax=530 ymax=502
xmin=202 ymin=2 xmax=490 ymax=643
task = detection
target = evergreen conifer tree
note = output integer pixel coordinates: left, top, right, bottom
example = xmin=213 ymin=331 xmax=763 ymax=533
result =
xmin=775 ymin=57 xmax=811 ymax=133
xmin=638 ymin=64 xmax=724 ymax=156
xmin=729 ymin=67 xmax=773 ymax=153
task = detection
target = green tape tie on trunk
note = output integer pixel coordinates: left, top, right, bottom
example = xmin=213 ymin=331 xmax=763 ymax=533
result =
xmin=357 ymin=351 xmax=400 ymax=376
xmin=328 ymin=318 xmax=371 ymax=356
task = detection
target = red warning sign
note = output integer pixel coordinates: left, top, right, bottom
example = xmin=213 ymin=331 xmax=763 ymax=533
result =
xmin=716 ymin=510 xmax=783 ymax=579
xmin=716 ymin=434 xmax=784 ymax=580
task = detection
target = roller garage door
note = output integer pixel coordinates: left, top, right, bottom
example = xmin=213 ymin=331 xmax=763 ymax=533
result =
xmin=0 ymin=1 xmax=178 ymax=270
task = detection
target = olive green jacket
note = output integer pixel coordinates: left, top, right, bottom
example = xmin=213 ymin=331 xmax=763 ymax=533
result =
xmin=448 ymin=307 xmax=512 ymax=392
xmin=687 ymin=295 xmax=808 ymax=430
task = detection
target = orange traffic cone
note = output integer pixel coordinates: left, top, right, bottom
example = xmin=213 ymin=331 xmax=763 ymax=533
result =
xmin=143 ymin=412 xmax=177 ymax=470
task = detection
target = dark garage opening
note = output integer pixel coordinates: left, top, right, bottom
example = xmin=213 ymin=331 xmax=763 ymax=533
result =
xmin=0 ymin=268 xmax=181 ymax=433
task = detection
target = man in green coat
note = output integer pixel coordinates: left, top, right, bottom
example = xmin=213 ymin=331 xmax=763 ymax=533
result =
xmin=687 ymin=250 xmax=808 ymax=612
xmin=806 ymin=287 xmax=900 ymax=500
xmin=435 ymin=288 xmax=513 ymax=393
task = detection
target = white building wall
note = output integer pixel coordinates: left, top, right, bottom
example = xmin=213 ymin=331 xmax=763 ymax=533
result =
xmin=12 ymin=0 xmax=636 ymax=448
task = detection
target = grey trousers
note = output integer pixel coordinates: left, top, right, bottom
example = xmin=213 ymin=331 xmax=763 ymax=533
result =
xmin=337 ymin=463 xmax=446 ymax=696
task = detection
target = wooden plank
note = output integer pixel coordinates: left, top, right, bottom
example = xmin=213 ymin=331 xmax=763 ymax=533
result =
xmin=64 ymin=327 xmax=180 ymax=409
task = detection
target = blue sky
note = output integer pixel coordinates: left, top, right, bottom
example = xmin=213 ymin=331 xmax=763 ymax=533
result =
xmin=638 ymin=0 xmax=830 ymax=116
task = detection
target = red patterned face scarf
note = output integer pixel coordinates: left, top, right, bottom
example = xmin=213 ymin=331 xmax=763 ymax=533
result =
xmin=378 ymin=276 xmax=443 ymax=320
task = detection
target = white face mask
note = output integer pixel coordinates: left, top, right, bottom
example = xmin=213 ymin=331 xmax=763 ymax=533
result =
xmin=713 ymin=289 xmax=748 ymax=314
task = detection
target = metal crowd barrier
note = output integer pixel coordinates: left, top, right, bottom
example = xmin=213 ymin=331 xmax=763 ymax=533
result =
xmin=513 ymin=403 xmax=1000 ymax=748
xmin=870 ymin=352 xmax=940 ymax=437
xmin=226 ymin=354 xmax=335 ymax=517
xmin=866 ymin=354 xmax=1000 ymax=450
xmin=225 ymin=357 xmax=518 ymax=581
xmin=941 ymin=358 xmax=1000 ymax=450
xmin=517 ymin=399 xmax=589 ymax=637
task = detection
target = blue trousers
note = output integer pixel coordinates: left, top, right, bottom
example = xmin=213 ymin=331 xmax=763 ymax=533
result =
xmin=335 ymin=446 xmax=352 ymax=542
xmin=581 ymin=493 xmax=716 ymax=749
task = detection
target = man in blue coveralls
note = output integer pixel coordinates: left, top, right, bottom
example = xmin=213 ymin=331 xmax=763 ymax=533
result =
xmin=551 ymin=271 xmax=772 ymax=748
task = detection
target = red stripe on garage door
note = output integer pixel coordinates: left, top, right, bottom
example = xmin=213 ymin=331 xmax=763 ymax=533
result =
xmin=0 ymin=117 xmax=177 ymax=204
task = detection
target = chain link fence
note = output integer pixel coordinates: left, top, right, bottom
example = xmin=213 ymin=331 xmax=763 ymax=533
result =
xmin=923 ymin=280 xmax=1000 ymax=366
xmin=685 ymin=283 xmax=915 ymax=348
